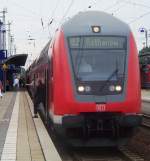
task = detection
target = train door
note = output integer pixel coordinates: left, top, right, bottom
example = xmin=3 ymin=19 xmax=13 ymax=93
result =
xmin=31 ymin=74 xmax=36 ymax=99
xmin=44 ymin=68 xmax=49 ymax=124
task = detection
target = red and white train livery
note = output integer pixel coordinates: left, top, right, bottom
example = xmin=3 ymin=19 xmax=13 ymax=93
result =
xmin=27 ymin=11 xmax=142 ymax=146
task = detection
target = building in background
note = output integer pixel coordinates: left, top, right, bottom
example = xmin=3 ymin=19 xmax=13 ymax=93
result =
xmin=0 ymin=16 xmax=7 ymax=89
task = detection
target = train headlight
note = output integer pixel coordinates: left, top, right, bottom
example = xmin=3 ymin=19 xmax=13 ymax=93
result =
xmin=109 ymin=85 xmax=115 ymax=92
xmin=78 ymin=86 xmax=85 ymax=92
xmin=92 ymin=26 xmax=101 ymax=33
xmin=115 ymin=85 xmax=122 ymax=91
xmin=85 ymin=86 xmax=91 ymax=92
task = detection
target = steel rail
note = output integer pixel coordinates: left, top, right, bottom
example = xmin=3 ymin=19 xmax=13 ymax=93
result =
xmin=141 ymin=114 xmax=150 ymax=128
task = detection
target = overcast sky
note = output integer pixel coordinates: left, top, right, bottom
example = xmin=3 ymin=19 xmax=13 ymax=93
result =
xmin=0 ymin=0 xmax=150 ymax=65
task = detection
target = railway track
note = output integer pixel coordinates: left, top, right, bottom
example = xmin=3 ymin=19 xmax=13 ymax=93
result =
xmin=141 ymin=114 xmax=150 ymax=128
xmin=47 ymin=128 xmax=144 ymax=161
xmin=40 ymin=107 xmax=145 ymax=161
xmin=43 ymin=113 xmax=145 ymax=161
xmin=118 ymin=146 xmax=144 ymax=161
xmin=66 ymin=146 xmax=144 ymax=161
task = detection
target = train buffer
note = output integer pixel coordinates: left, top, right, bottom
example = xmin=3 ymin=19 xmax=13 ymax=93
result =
xmin=0 ymin=91 xmax=62 ymax=161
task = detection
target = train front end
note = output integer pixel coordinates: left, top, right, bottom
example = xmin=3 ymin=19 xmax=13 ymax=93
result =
xmin=52 ymin=11 xmax=142 ymax=146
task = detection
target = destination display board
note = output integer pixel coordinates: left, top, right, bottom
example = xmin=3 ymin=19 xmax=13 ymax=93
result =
xmin=69 ymin=36 xmax=126 ymax=49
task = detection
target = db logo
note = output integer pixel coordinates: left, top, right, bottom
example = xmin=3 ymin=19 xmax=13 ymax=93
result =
xmin=96 ymin=104 xmax=106 ymax=112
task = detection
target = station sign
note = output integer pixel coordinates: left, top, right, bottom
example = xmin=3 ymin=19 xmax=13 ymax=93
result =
xmin=0 ymin=50 xmax=7 ymax=60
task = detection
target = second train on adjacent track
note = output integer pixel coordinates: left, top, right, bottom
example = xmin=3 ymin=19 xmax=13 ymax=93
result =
xmin=139 ymin=53 xmax=150 ymax=88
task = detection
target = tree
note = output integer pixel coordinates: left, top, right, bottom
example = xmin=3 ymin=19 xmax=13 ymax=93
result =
xmin=139 ymin=47 xmax=150 ymax=55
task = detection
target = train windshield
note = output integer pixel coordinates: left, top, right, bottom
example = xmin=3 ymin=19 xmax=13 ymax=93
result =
xmin=68 ymin=36 xmax=127 ymax=81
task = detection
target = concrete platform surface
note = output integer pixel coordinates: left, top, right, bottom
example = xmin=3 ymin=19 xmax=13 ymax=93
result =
xmin=0 ymin=92 xmax=17 ymax=160
xmin=0 ymin=91 xmax=62 ymax=161
xmin=142 ymin=90 xmax=150 ymax=102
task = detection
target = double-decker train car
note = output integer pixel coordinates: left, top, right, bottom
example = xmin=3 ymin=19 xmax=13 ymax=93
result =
xmin=139 ymin=53 xmax=150 ymax=88
xmin=27 ymin=11 xmax=142 ymax=146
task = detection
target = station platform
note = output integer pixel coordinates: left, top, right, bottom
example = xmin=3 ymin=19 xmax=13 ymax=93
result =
xmin=0 ymin=91 xmax=62 ymax=161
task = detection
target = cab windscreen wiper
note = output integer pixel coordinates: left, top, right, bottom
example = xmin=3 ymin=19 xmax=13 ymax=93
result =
xmin=99 ymin=68 xmax=118 ymax=92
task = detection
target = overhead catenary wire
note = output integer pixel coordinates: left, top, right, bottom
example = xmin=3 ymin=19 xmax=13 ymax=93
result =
xmin=123 ymin=0 xmax=150 ymax=24
xmin=87 ymin=0 xmax=97 ymax=9
xmin=47 ymin=0 xmax=75 ymax=36
xmin=123 ymin=0 xmax=150 ymax=10
xmin=47 ymin=0 xmax=63 ymax=37
xmin=35 ymin=0 xmax=61 ymax=35
xmin=100 ymin=0 xmax=150 ymax=24
xmin=7 ymin=0 xmax=40 ymax=18
xmin=47 ymin=0 xmax=102 ymax=37
xmin=111 ymin=2 xmax=128 ymax=14
xmin=59 ymin=0 xmax=74 ymax=25
xmin=103 ymin=0 xmax=122 ymax=11
xmin=104 ymin=0 xmax=150 ymax=12
xmin=48 ymin=0 xmax=61 ymax=25
xmin=129 ymin=10 xmax=150 ymax=24
xmin=4 ymin=0 xmax=51 ymax=31
xmin=13 ymin=0 xmax=150 ymax=58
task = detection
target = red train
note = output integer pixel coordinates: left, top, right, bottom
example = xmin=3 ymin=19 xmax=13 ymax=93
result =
xmin=139 ymin=53 xmax=150 ymax=88
xmin=27 ymin=11 xmax=142 ymax=146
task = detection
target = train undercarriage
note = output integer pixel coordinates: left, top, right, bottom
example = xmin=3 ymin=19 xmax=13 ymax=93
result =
xmin=54 ymin=112 xmax=142 ymax=147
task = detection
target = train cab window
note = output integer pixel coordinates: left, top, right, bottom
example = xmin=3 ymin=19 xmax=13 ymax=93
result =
xmin=68 ymin=36 xmax=127 ymax=81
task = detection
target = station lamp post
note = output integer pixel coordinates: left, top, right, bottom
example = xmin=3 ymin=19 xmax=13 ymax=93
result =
xmin=28 ymin=38 xmax=35 ymax=47
xmin=139 ymin=27 xmax=148 ymax=48
xmin=27 ymin=37 xmax=35 ymax=68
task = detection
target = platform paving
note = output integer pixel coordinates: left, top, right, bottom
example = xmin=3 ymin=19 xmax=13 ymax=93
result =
xmin=17 ymin=92 xmax=45 ymax=161
xmin=0 ymin=91 xmax=45 ymax=161
xmin=141 ymin=90 xmax=150 ymax=115
xmin=0 ymin=91 xmax=62 ymax=161
xmin=0 ymin=92 xmax=17 ymax=160
xmin=142 ymin=89 xmax=150 ymax=101
xmin=25 ymin=92 xmax=62 ymax=161
xmin=1 ymin=93 xmax=19 ymax=161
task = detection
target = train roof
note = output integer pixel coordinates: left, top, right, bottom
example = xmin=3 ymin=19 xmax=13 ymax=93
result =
xmin=39 ymin=40 xmax=51 ymax=58
xmin=62 ymin=11 xmax=130 ymax=36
